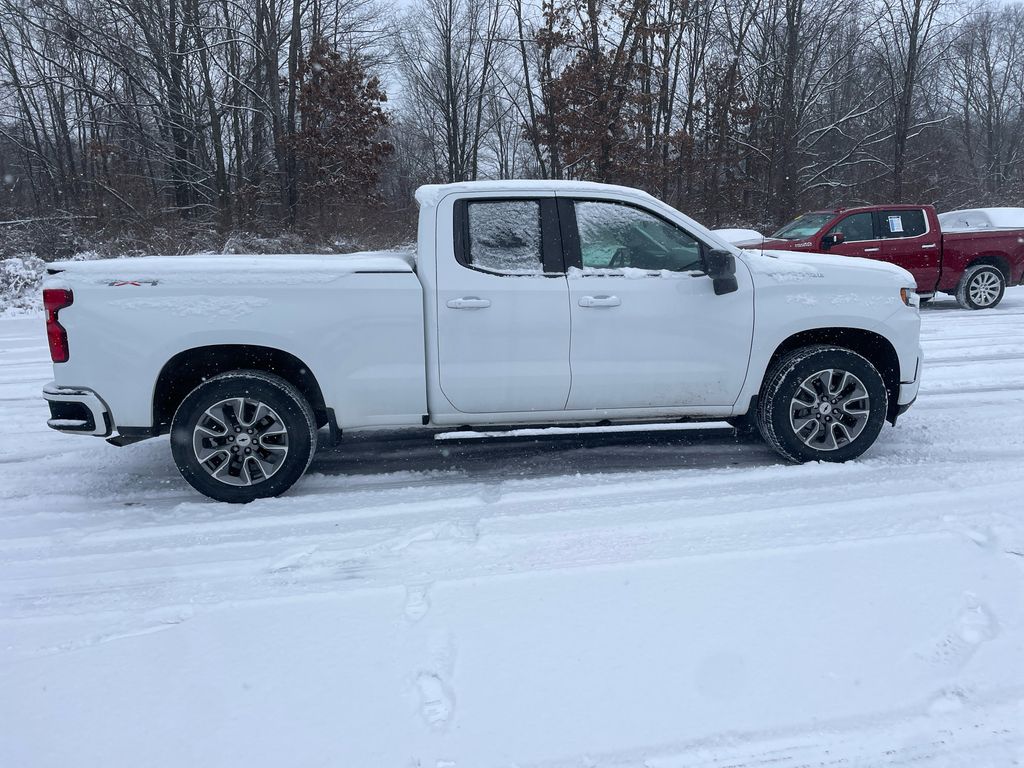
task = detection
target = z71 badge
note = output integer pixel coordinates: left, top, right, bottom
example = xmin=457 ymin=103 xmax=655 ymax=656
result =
xmin=106 ymin=280 xmax=159 ymax=287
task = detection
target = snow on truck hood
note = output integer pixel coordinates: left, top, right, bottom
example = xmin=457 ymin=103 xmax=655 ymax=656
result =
xmin=47 ymin=250 xmax=416 ymax=279
xmin=735 ymin=237 xmax=787 ymax=248
xmin=742 ymin=248 xmax=916 ymax=287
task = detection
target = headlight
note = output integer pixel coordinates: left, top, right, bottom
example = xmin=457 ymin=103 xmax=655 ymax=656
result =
xmin=900 ymin=287 xmax=920 ymax=308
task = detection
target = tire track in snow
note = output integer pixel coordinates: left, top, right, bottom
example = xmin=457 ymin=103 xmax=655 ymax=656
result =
xmin=530 ymin=692 xmax=1024 ymax=768
xmin=2 ymin=296 xmax=1024 ymax=767
xmin=1 ymin=472 xmax=1020 ymax=622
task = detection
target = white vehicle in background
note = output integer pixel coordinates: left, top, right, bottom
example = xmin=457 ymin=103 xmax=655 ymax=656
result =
xmin=712 ymin=227 xmax=765 ymax=245
xmin=937 ymin=207 xmax=1024 ymax=231
xmin=42 ymin=181 xmax=923 ymax=502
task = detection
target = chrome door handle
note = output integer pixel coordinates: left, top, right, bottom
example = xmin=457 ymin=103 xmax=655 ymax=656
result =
xmin=863 ymin=247 xmax=880 ymax=253
xmin=579 ymin=295 xmax=621 ymax=308
xmin=921 ymin=243 xmax=937 ymax=249
xmin=446 ymin=297 xmax=491 ymax=309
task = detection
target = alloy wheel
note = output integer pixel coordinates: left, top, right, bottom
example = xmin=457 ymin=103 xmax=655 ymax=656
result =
xmin=789 ymin=368 xmax=870 ymax=451
xmin=968 ymin=270 xmax=1002 ymax=307
xmin=192 ymin=396 xmax=289 ymax=486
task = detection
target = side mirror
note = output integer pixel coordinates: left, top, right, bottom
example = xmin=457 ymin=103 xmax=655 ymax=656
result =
xmin=705 ymin=249 xmax=738 ymax=295
xmin=821 ymin=232 xmax=844 ymax=250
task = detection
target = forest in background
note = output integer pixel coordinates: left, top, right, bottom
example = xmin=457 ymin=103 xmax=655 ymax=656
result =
xmin=1 ymin=0 xmax=1022 ymax=262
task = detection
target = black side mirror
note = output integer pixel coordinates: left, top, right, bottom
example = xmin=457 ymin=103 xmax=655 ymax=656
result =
xmin=705 ymin=249 xmax=738 ymax=295
xmin=821 ymin=232 xmax=844 ymax=250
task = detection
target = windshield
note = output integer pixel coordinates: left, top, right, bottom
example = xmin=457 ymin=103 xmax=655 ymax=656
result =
xmin=771 ymin=212 xmax=834 ymax=240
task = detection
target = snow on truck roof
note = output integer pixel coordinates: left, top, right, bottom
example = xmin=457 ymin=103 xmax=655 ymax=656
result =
xmin=415 ymin=180 xmax=661 ymax=207
xmin=805 ymin=204 xmax=926 ymax=215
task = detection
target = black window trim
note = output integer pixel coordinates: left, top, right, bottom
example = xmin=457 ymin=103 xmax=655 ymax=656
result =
xmin=875 ymin=208 xmax=931 ymax=241
xmin=826 ymin=211 xmax=879 ymax=243
xmin=453 ymin=197 xmax=565 ymax=276
xmin=558 ymin=197 xmax=709 ymax=274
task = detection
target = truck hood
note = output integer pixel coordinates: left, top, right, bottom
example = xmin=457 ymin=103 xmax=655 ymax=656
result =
xmin=735 ymin=236 xmax=786 ymax=248
xmin=740 ymin=248 xmax=916 ymax=290
xmin=48 ymin=250 xmax=415 ymax=279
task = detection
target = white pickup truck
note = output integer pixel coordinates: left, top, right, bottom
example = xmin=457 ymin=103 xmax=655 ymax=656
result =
xmin=42 ymin=181 xmax=923 ymax=502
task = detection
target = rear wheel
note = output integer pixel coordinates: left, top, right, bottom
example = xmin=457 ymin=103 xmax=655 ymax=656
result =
xmin=757 ymin=346 xmax=888 ymax=463
xmin=956 ymin=264 xmax=1005 ymax=310
xmin=170 ymin=371 xmax=317 ymax=503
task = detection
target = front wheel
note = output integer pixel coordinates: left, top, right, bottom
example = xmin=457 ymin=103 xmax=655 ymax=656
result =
xmin=956 ymin=264 xmax=1005 ymax=310
xmin=757 ymin=346 xmax=888 ymax=463
xmin=170 ymin=371 xmax=318 ymax=503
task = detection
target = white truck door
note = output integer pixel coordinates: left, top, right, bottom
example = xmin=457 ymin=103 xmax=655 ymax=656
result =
xmin=559 ymin=197 xmax=754 ymax=410
xmin=434 ymin=195 xmax=571 ymax=414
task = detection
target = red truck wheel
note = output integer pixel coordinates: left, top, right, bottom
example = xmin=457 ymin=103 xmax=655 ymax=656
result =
xmin=956 ymin=264 xmax=1005 ymax=310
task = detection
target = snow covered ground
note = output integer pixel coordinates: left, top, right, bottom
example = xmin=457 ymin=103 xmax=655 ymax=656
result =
xmin=2 ymin=290 xmax=1024 ymax=767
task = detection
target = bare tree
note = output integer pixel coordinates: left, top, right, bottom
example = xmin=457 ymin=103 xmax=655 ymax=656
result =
xmin=948 ymin=3 xmax=1024 ymax=200
xmin=876 ymin=0 xmax=948 ymax=201
xmin=395 ymin=0 xmax=505 ymax=182
xmin=3 ymin=0 xmax=1024 ymax=247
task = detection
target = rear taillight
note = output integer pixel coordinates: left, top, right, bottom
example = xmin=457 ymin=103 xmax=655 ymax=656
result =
xmin=43 ymin=288 xmax=73 ymax=363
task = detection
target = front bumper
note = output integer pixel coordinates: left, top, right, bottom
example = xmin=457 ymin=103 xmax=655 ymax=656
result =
xmin=43 ymin=383 xmax=113 ymax=437
xmin=896 ymin=347 xmax=923 ymax=414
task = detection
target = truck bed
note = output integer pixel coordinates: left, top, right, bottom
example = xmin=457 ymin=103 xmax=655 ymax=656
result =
xmin=938 ymin=229 xmax=1024 ymax=291
xmin=44 ymin=249 xmax=428 ymax=432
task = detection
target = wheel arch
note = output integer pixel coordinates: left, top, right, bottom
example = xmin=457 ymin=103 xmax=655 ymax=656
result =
xmin=763 ymin=328 xmax=901 ymax=424
xmin=153 ymin=345 xmax=329 ymax=432
xmin=966 ymin=254 xmax=1011 ymax=284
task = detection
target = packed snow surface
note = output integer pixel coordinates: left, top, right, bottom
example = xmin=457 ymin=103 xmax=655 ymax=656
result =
xmin=3 ymin=291 xmax=1024 ymax=767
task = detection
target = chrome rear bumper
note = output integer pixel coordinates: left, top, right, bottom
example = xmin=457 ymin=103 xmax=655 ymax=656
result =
xmin=43 ymin=382 xmax=112 ymax=437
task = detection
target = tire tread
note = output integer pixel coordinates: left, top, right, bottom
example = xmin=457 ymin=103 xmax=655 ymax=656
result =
xmin=956 ymin=264 xmax=1005 ymax=310
xmin=170 ymin=369 xmax=318 ymax=502
xmin=757 ymin=345 xmax=887 ymax=463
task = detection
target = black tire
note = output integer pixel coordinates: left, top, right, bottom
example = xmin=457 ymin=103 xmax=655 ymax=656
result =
xmin=756 ymin=345 xmax=888 ymax=464
xmin=955 ymin=264 xmax=1005 ymax=310
xmin=170 ymin=370 xmax=317 ymax=503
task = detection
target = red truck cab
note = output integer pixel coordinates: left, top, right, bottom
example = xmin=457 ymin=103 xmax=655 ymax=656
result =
xmin=740 ymin=204 xmax=1024 ymax=309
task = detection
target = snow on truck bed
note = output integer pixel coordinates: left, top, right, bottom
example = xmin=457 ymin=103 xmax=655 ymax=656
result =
xmin=937 ymin=207 xmax=1024 ymax=231
xmin=2 ymin=291 xmax=1024 ymax=767
xmin=48 ymin=249 xmax=416 ymax=278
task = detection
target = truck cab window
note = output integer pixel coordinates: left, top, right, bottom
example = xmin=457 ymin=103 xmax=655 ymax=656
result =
xmin=466 ymin=200 xmax=544 ymax=274
xmin=880 ymin=209 xmax=927 ymax=238
xmin=827 ymin=212 xmax=873 ymax=242
xmin=574 ymin=201 xmax=703 ymax=272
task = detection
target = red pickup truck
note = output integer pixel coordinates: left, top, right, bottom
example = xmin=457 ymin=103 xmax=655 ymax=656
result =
xmin=737 ymin=204 xmax=1024 ymax=309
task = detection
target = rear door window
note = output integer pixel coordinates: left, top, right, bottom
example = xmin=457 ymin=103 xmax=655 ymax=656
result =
xmin=465 ymin=200 xmax=544 ymax=273
xmin=880 ymin=209 xmax=928 ymax=239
